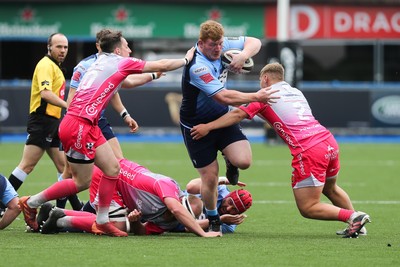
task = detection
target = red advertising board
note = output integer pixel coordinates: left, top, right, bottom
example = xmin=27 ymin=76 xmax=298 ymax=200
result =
xmin=265 ymin=5 xmax=400 ymax=39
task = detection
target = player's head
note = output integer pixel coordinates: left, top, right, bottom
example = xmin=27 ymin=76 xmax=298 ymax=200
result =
xmin=260 ymin=62 xmax=284 ymax=87
xmin=47 ymin=33 xmax=68 ymax=64
xmin=100 ymin=30 xmax=131 ymax=57
xmin=219 ymin=189 xmax=252 ymax=215
xmin=198 ymin=20 xmax=224 ymax=61
xmin=181 ymin=194 xmax=203 ymax=218
xmin=95 ymin=28 xmax=113 ymax=52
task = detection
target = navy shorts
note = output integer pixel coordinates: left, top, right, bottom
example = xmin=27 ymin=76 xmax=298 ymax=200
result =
xmin=26 ymin=113 xmax=61 ymax=148
xmin=98 ymin=116 xmax=116 ymax=141
xmin=181 ymin=123 xmax=247 ymax=168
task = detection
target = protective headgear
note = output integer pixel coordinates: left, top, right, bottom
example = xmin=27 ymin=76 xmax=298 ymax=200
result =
xmin=226 ymin=189 xmax=252 ymax=213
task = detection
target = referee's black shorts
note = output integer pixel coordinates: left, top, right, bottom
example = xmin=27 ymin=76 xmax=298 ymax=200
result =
xmin=26 ymin=113 xmax=61 ymax=148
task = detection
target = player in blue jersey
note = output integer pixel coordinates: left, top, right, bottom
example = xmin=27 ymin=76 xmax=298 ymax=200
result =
xmin=180 ymin=20 xmax=278 ymax=232
xmin=0 ymin=174 xmax=20 ymax=230
xmin=185 ymin=177 xmax=252 ymax=234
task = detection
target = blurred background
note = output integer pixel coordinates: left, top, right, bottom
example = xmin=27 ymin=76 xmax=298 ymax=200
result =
xmin=0 ymin=0 xmax=399 ymax=138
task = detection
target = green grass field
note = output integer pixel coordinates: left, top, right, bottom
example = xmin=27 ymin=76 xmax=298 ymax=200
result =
xmin=0 ymin=141 xmax=399 ymax=267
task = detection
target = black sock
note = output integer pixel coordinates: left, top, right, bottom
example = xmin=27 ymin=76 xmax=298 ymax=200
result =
xmin=8 ymin=174 xmax=23 ymax=191
xmin=56 ymin=197 xmax=68 ymax=209
xmin=68 ymin=194 xmax=83 ymax=210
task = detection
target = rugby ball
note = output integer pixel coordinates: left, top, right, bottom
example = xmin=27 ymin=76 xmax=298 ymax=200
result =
xmin=221 ymin=49 xmax=254 ymax=74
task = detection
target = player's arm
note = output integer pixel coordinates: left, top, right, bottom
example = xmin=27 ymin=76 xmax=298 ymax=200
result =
xmin=0 ymin=197 xmax=21 ymax=230
xmin=127 ymin=209 xmax=147 ymax=235
xmin=40 ymin=89 xmax=67 ymax=109
xmin=164 ymin=197 xmax=221 ymax=237
xmin=190 ymin=108 xmax=249 ymax=140
xmin=109 ymin=93 xmax=138 ymax=133
xmin=66 ymin=86 xmax=77 ymax=108
xmin=121 ymin=72 xmax=163 ymax=89
xmin=212 ymin=87 xmax=279 ymax=107
xmin=141 ymin=47 xmax=195 ymax=73
xmin=229 ymin=37 xmax=261 ymax=73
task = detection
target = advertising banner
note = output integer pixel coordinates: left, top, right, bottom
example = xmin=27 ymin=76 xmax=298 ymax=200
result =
xmin=265 ymin=5 xmax=400 ymax=40
xmin=0 ymin=4 xmax=264 ymax=40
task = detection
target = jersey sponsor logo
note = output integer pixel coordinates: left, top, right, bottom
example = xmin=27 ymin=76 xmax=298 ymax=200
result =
xmin=85 ymin=81 xmax=115 ymax=116
xmin=274 ymin=122 xmax=296 ymax=149
xmin=74 ymin=123 xmax=84 ymax=149
xmin=199 ymin=73 xmax=214 ymax=84
xmin=193 ymin=67 xmax=207 ymax=74
xmin=71 ymin=71 xmax=81 ymax=82
xmin=226 ymin=37 xmax=240 ymax=40
xmin=41 ymin=80 xmax=50 ymax=86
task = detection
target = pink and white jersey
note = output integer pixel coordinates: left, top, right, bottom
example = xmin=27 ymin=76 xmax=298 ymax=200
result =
xmin=116 ymin=159 xmax=182 ymax=230
xmin=240 ymin=81 xmax=332 ymax=155
xmin=67 ymin=53 xmax=146 ymax=125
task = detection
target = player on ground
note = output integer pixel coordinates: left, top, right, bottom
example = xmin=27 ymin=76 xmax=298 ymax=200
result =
xmin=190 ymin=62 xmax=371 ymax=238
xmin=39 ymin=158 xmax=220 ymax=238
xmin=0 ymin=174 xmax=20 ymax=230
xmin=186 ymin=177 xmax=252 ymax=233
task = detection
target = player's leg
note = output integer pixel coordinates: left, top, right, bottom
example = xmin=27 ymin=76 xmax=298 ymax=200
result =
xmin=9 ymin=144 xmax=45 ymax=190
xmin=293 ymin=185 xmax=343 ymax=220
xmin=219 ymin=125 xmax=251 ymax=185
xmin=91 ymin=142 xmax=127 ymax=237
xmin=197 ymin=160 xmax=221 ymax=232
xmin=107 ymin=137 xmax=124 ymax=160
xmin=322 ymin=176 xmax=354 ymax=210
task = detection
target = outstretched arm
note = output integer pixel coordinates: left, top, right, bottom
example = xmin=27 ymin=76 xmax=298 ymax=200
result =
xmin=0 ymin=197 xmax=21 ymax=230
xmin=164 ymin=197 xmax=221 ymax=237
xmin=141 ymin=47 xmax=195 ymax=73
xmin=190 ymin=108 xmax=249 ymax=140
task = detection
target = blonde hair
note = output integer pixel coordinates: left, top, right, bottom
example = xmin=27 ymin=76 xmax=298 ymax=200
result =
xmin=260 ymin=62 xmax=284 ymax=81
xmin=199 ymin=20 xmax=224 ymax=42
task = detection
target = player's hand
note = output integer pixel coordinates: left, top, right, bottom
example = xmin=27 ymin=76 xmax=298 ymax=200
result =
xmin=218 ymin=177 xmax=246 ymax=187
xmin=203 ymin=231 xmax=222 ymax=237
xmin=127 ymin=209 xmax=142 ymax=222
xmin=256 ymin=86 xmax=280 ymax=105
xmin=124 ymin=116 xmax=139 ymax=133
xmin=190 ymin=124 xmax=210 ymax=140
xmin=221 ymin=214 xmax=247 ymax=225
xmin=154 ymin=72 xmax=165 ymax=80
xmin=228 ymin=52 xmax=247 ymax=74
xmin=184 ymin=47 xmax=196 ymax=63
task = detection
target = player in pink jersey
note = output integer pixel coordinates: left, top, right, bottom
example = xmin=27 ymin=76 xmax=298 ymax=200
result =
xmin=19 ymin=30 xmax=196 ymax=237
xmin=190 ymin=62 xmax=371 ymax=238
xmin=38 ymin=158 xmax=220 ymax=238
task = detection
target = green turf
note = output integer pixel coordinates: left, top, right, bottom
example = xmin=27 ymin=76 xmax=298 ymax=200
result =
xmin=0 ymin=142 xmax=399 ymax=267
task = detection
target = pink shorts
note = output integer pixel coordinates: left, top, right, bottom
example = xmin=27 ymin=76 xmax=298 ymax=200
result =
xmin=291 ymin=135 xmax=340 ymax=188
xmin=59 ymin=114 xmax=106 ymax=163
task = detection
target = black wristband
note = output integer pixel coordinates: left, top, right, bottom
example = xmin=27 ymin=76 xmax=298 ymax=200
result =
xmin=151 ymin=73 xmax=156 ymax=80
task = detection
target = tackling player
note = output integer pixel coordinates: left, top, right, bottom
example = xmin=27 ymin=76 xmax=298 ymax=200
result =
xmin=190 ymin=62 xmax=371 ymax=238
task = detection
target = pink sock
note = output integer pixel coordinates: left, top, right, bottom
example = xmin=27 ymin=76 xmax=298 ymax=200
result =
xmin=96 ymin=173 xmax=118 ymax=224
xmin=42 ymin=179 xmax=79 ymax=201
xmin=70 ymin=215 xmax=96 ymax=233
xmin=338 ymin=208 xmax=354 ymax=222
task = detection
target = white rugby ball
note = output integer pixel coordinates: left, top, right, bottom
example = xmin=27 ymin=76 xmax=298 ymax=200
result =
xmin=221 ymin=49 xmax=254 ymax=74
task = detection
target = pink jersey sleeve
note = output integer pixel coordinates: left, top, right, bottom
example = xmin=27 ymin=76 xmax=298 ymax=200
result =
xmin=239 ymin=102 xmax=268 ymax=120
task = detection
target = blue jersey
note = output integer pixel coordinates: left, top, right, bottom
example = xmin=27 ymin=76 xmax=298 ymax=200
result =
xmin=180 ymin=36 xmax=246 ymax=128
xmin=0 ymin=174 xmax=18 ymax=205
xmin=177 ymin=185 xmax=237 ymax=234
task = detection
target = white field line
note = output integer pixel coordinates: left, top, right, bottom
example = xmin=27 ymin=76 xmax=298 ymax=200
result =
xmin=254 ymin=200 xmax=400 ymax=205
